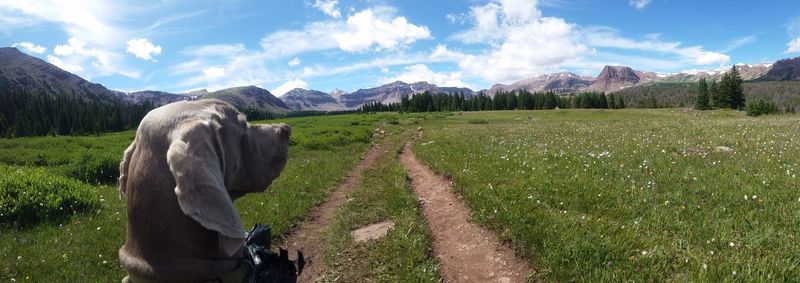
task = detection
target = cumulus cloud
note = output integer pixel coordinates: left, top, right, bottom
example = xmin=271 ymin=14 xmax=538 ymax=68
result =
xmin=446 ymin=0 xmax=589 ymax=83
xmin=333 ymin=8 xmax=432 ymax=52
xmin=126 ymin=38 xmax=162 ymax=61
xmin=311 ymin=0 xmax=341 ymax=18
xmin=0 ymin=1 xmax=139 ymax=78
xmin=386 ymin=64 xmax=471 ymax=88
xmin=272 ymin=79 xmax=309 ymax=96
xmin=12 ymin=41 xmax=46 ymax=54
xmin=786 ymin=38 xmax=800 ymax=54
xmin=288 ymin=57 xmax=301 ymax=67
xmin=629 ymin=0 xmax=651 ymax=10
xmin=261 ymin=7 xmax=431 ymax=55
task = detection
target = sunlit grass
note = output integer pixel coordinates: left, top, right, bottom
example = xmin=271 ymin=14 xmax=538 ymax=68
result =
xmin=414 ymin=109 xmax=800 ymax=281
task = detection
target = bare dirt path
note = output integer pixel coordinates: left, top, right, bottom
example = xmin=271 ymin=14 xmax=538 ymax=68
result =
xmin=279 ymin=140 xmax=388 ymax=282
xmin=400 ymin=143 xmax=532 ymax=283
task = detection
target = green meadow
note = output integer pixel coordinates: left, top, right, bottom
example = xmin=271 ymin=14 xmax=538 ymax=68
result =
xmin=3 ymin=108 xmax=800 ymax=281
xmin=413 ymin=109 xmax=800 ymax=281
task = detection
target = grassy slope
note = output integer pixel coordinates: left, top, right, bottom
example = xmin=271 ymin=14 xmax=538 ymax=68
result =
xmin=321 ymin=128 xmax=441 ymax=282
xmin=413 ymin=109 xmax=800 ymax=281
xmin=0 ymin=113 xmax=400 ymax=281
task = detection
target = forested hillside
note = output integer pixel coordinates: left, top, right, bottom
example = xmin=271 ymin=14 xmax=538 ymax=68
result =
xmin=0 ymin=87 xmax=153 ymax=138
xmin=615 ymin=81 xmax=800 ymax=111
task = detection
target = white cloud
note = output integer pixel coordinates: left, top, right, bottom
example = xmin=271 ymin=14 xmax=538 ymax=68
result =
xmin=261 ymin=7 xmax=431 ymax=55
xmin=288 ymin=57 xmax=301 ymax=67
xmin=386 ymin=64 xmax=471 ymax=88
xmin=786 ymin=38 xmax=800 ymax=54
xmin=445 ymin=12 xmax=470 ymax=25
xmin=0 ymin=1 xmax=139 ymax=78
xmin=445 ymin=0 xmax=589 ymax=84
xmin=333 ymin=8 xmax=432 ymax=52
xmin=311 ymin=0 xmax=341 ymax=18
xmin=47 ymin=55 xmax=84 ymax=74
xmin=582 ymin=27 xmax=730 ymax=66
xmin=450 ymin=2 xmax=503 ymax=43
xmin=203 ymin=67 xmax=226 ymax=79
xmin=176 ymin=5 xmax=432 ymax=90
xmin=272 ymin=79 xmax=308 ymax=96
xmin=722 ymin=35 xmax=757 ymax=52
xmin=12 ymin=41 xmax=46 ymax=54
xmin=49 ymin=37 xmax=140 ymax=78
xmin=183 ymin=44 xmax=246 ymax=57
xmin=629 ymin=0 xmax=651 ymax=10
xmin=126 ymin=38 xmax=162 ymax=61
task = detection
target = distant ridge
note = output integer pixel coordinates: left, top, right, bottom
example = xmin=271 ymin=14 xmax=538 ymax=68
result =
xmin=0 ymin=47 xmax=119 ymax=102
xmin=203 ymin=86 xmax=290 ymax=112
xmin=281 ymin=88 xmax=342 ymax=111
xmin=3 ymin=45 xmax=800 ymax=112
xmin=758 ymin=57 xmax=800 ymax=81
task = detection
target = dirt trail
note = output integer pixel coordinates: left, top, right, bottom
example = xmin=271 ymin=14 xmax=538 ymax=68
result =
xmin=400 ymin=143 xmax=531 ymax=283
xmin=279 ymin=140 xmax=387 ymax=282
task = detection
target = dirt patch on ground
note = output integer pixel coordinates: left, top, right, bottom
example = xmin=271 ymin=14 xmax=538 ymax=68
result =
xmin=278 ymin=140 xmax=388 ymax=282
xmin=400 ymin=143 xmax=531 ymax=282
xmin=351 ymin=220 xmax=395 ymax=242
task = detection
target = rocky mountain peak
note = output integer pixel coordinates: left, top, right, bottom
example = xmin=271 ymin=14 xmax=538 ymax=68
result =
xmin=758 ymin=57 xmax=800 ymax=81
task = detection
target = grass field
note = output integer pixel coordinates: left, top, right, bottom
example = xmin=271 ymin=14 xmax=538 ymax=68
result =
xmin=413 ymin=109 xmax=800 ymax=281
xmin=4 ymin=108 xmax=800 ymax=281
xmin=0 ymin=113 xmax=396 ymax=281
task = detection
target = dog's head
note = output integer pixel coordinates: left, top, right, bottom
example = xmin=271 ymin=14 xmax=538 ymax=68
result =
xmin=154 ymin=101 xmax=291 ymax=256
xmin=227 ymin=123 xmax=291 ymax=198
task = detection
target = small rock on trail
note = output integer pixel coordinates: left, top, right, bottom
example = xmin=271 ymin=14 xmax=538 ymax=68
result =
xmin=351 ymin=220 xmax=395 ymax=242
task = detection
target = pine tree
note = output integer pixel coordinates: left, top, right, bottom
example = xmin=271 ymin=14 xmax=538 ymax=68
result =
xmin=708 ymin=80 xmax=719 ymax=108
xmin=729 ymin=66 xmax=745 ymax=109
xmin=717 ymin=66 xmax=745 ymax=109
xmin=607 ymin=94 xmax=617 ymax=109
xmin=695 ymin=78 xmax=711 ymax=110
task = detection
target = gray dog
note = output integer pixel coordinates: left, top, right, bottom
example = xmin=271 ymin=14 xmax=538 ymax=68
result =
xmin=118 ymin=99 xmax=290 ymax=282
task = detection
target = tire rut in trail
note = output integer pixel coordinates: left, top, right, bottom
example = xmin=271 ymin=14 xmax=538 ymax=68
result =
xmin=399 ymin=142 xmax=532 ymax=283
xmin=278 ymin=140 xmax=389 ymax=283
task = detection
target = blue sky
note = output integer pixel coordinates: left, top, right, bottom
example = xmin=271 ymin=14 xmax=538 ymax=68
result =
xmin=1 ymin=0 xmax=799 ymax=95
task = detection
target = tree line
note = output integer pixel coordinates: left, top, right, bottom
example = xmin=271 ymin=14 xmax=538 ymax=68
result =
xmin=695 ymin=66 xmax=746 ymax=110
xmin=360 ymin=91 xmax=626 ymax=113
xmin=0 ymin=88 xmax=154 ymax=138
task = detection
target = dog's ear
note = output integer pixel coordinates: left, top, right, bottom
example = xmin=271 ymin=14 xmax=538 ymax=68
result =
xmin=167 ymin=121 xmax=246 ymax=256
xmin=118 ymin=141 xmax=136 ymax=199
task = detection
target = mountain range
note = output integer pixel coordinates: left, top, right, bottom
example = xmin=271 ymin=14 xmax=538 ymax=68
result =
xmin=2 ymin=46 xmax=800 ymax=112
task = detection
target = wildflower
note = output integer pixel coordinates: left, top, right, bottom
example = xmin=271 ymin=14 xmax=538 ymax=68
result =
xmin=641 ymin=250 xmax=648 ymax=256
xmin=729 ymin=242 xmax=735 ymax=247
